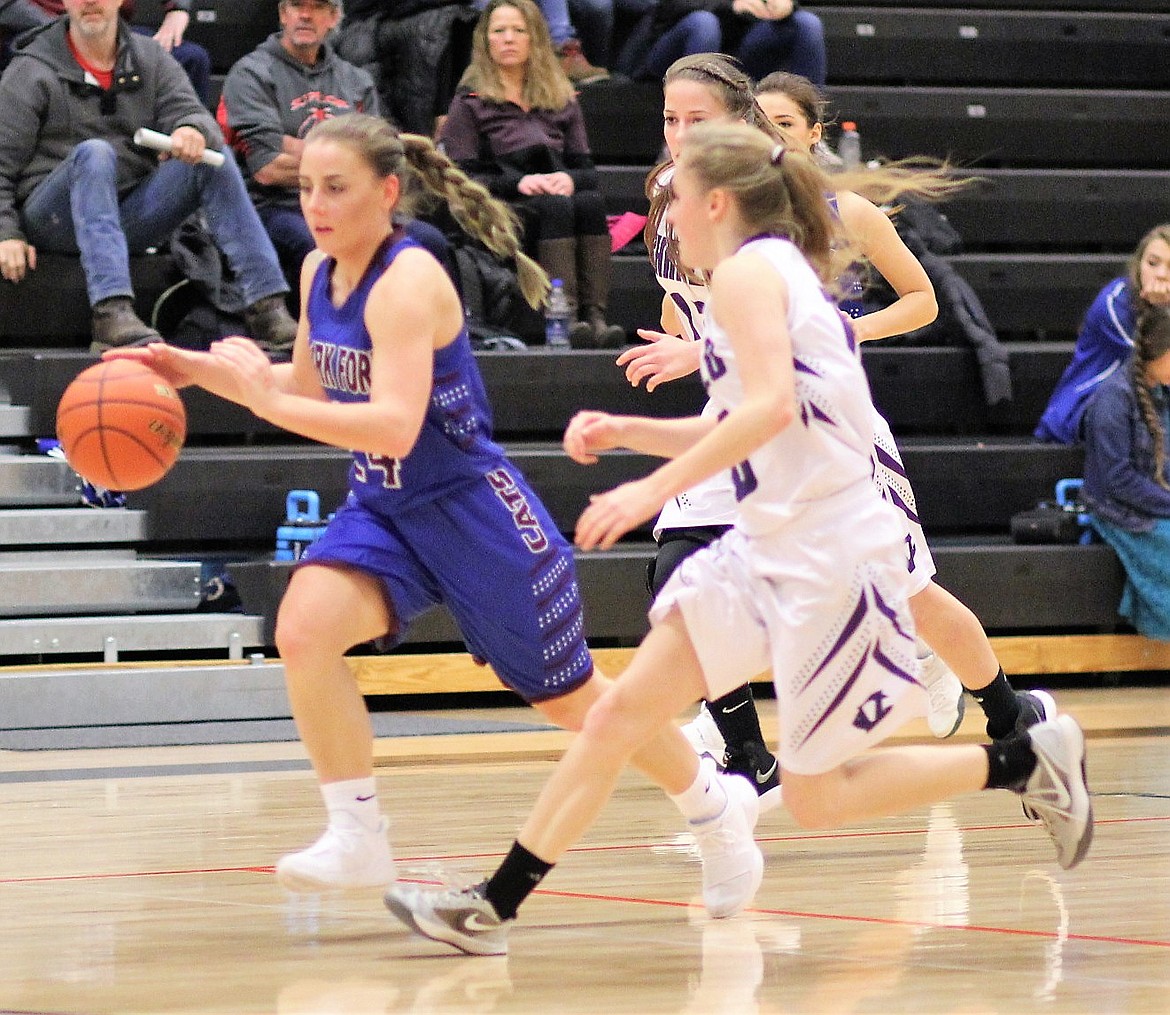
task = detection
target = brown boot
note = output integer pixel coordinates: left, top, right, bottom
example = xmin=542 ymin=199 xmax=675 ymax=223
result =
xmin=538 ymin=238 xmax=593 ymax=347
xmin=557 ymin=39 xmax=609 ymax=86
xmin=90 ymin=296 xmax=162 ymax=355
xmin=244 ymin=294 xmax=297 ymax=358
xmin=577 ymin=234 xmax=626 ymax=349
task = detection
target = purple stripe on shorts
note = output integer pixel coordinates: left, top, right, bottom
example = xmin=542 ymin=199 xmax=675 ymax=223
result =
xmin=799 ymin=590 xmax=868 ymax=694
xmin=799 ymin=646 xmax=870 ymax=748
xmin=873 ymin=444 xmax=908 ymax=480
xmin=884 ymin=486 xmax=922 ymax=526
xmin=870 ymin=582 xmax=914 ymax=642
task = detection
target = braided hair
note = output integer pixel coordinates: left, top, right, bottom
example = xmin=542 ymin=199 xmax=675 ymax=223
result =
xmin=1129 ymin=304 xmax=1170 ymax=489
xmin=304 ymin=114 xmax=549 ymax=308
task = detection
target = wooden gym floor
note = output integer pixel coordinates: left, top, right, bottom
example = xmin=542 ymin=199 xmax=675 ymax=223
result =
xmin=1 ymin=685 xmax=1167 ymax=1014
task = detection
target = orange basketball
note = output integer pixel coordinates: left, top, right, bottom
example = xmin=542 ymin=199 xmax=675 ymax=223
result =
xmin=56 ymin=360 xmax=186 ymax=491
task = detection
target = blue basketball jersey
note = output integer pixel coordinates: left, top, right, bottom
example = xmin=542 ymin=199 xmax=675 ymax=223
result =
xmin=307 ymin=231 xmax=507 ymax=512
xmin=301 ymin=231 xmax=594 ymax=702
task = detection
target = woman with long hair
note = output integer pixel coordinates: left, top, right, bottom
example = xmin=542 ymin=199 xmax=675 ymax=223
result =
xmin=440 ymin=0 xmax=624 ymax=347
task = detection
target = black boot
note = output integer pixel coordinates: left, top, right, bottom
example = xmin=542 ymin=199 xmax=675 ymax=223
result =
xmin=577 ymin=234 xmax=625 ymax=349
xmin=538 ymin=238 xmax=593 ymax=347
xmin=244 ymin=294 xmax=297 ymax=358
xmin=90 ymin=296 xmax=162 ymax=355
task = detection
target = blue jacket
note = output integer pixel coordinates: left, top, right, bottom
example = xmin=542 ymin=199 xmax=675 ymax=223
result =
xmin=1082 ymin=367 xmax=1170 ymax=532
xmin=1035 ymin=278 xmax=1137 ymax=444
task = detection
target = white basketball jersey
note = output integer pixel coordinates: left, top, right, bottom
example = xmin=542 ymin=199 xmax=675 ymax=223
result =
xmin=651 ymin=166 xmax=740 ymax=534
xmin=700 ymin=236 xmax=877 ymax=537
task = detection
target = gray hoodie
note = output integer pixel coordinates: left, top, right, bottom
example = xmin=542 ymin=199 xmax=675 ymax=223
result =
xmin=0 ymin=17 xmax=221 ymax=242
xmin=221 ymin=33 xmax=379 ymax=212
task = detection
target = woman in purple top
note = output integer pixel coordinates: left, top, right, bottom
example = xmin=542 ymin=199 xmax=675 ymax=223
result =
xmin=440 ymin=0 xmax=624 ymax=348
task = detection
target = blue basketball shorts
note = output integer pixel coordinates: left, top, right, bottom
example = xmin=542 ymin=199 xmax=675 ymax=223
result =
xmin=298 ymin=465 xmax=594 ymax=703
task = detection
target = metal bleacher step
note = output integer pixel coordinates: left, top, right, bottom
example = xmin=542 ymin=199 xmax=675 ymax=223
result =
xmin=0 ymin=451 xmax=83 ymax=507
xmin=0 ymin=657 xmax=289 ymax=732
xmin=0 ymin=550 xmax=203 ymax=616
xmin=0 ymin=612 xmax=265 ymax=662
xmin=0 ymin=507 xmax=148 ymax=545
xmin=0 ymin=404 xmax=30 ymax=437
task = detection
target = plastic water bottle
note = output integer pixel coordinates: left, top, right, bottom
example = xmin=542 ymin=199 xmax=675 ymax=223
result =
xmin=545 ymin=278 xmax=572 ymax=348
xmin=838 ymin=121 xmax=862 ymax=170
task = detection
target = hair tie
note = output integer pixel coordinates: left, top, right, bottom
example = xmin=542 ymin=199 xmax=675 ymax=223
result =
xmin=771 ymin=145 xmax=786 ymax=166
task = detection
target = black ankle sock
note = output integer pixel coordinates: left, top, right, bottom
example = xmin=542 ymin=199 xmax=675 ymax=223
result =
xmin=970 ymin=668 xmax=1020 ymax=739
xmin=982 ymin=734 xmax=1037 ymax=791
xmin=708 ymin=684 xmax=767 ymax=754
xmin=483 ymin=841 xmax=554 ymax=921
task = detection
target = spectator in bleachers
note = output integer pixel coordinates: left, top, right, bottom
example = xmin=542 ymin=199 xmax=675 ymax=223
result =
xmin=9 ymin=0 xmax=211 ymax=103
xmin=441 ymin=0 xmax=624 ymax=347
xmin=613 ymin=0 xmax=825 ymax=86
xmin=0 ymin=0 xmax=298 ymax=354
xmin=472 ymin=0 xmax=610 ymax=84
xmin=1082 ymin=304 xmax=1170 ymax=640
xmin=1035 ymin=223 xmax=1170 ymax=444
xmin=221 ymin=0 xmax=453 ymax=290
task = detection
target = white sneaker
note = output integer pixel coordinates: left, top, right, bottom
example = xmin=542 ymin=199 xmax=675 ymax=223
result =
xmin=681 ymin=702 xmax=727 ymax=767
xmin=1019 ymin=714 xmax=1093 ymax=870
xmin=692 ymin=773 xmax=763 ymax=919
xmin=918 ymin=645 xmax=965 ymax=738
xmin=276 ymin=812 xmax=397 ymax=892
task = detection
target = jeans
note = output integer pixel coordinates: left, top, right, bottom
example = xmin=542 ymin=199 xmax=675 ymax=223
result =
xmin=131 ymin=27 xmax=212 ymax=105
xmin=616 ymin=11 xmax=720 ymax=82
xmin=568 ymin=0 xmax=614 ymax=65
xmin=22 ymin=138 xmax=288 ymax=307
xmin=617 ymin=8 xmax=826 ymax=87
xmin=737 ymin=9 xmax=827 ymax=86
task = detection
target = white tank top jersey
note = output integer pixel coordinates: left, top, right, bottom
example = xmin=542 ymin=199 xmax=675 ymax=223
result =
xmin=650 ymin=166 xmax=741 ymax=535
xmin=699 ymin=236 xmax=876 ymax=537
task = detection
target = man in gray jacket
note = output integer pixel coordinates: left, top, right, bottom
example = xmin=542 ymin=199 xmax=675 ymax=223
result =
xmin=0 ymin=0 xmax=297 ymax=353
xmin=220 ymin=0 xmax=375 ymax=276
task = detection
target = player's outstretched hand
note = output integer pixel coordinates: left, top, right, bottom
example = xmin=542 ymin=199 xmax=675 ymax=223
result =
xmin=564 ymin=410 xmax=623 ymax=465
xmin=102 ymin=342 xmax=202 ymax=389
xmin=616 ymin=330 xmax=702 ymax=391
xmin=206 ymin=336 xmax=278 ymax=416
xmin=575 ymin=478 xmax=661 ymax=550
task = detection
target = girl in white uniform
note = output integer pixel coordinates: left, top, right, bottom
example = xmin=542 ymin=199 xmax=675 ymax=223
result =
xmin=385 ymin=122 xmax=1092 ymax=957
xmin=625 ymin=56 xmax=1055 ymax=767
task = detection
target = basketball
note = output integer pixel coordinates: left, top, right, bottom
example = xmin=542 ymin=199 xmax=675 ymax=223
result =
xmin=55 ymin=360 xmax=187 ymax=491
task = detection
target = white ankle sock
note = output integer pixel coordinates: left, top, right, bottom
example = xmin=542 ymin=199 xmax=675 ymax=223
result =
xmin=321 ymin=777 xmax=381 ymax=832
xmin=670 ymin=758 xmax=728 ymax=825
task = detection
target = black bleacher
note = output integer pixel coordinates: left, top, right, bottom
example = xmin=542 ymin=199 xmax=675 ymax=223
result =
xmin=814 ymin=8 xmax=1170 ymax=87
xmin=4 ymin=0 xmax=1164 ymax=647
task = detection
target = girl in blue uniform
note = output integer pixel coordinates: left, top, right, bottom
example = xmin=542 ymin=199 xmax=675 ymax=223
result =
xmin=106 ymin=112 xmax=759 ymax=895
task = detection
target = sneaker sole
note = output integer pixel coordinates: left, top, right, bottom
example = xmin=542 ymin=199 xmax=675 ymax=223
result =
xmin=275 ymin=864 xmax=397 ymax=893
xmin=1060 ymin=722 xmax=1094 ymax=870
xmin=929 ymin=686 xmax=966 ymax=739
xmin=1021 ymin=690 xmax=1058 ymax=821
xmin=411 ymin=908 xmax=508 ymax=956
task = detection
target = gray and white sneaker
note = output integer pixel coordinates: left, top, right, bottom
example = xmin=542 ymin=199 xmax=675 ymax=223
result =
xmin=1018 ymin=714 xmax=1093 ymax=870
xmin=692 ymin=773 xmax=764 ymax=919
xmin=918 ymin=646 xmax=965 ymax=739
xmin=1013 ymin=689 xmax=1057 ymax=821
xmin=385 ymin=883 xmax=510 ymax=956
